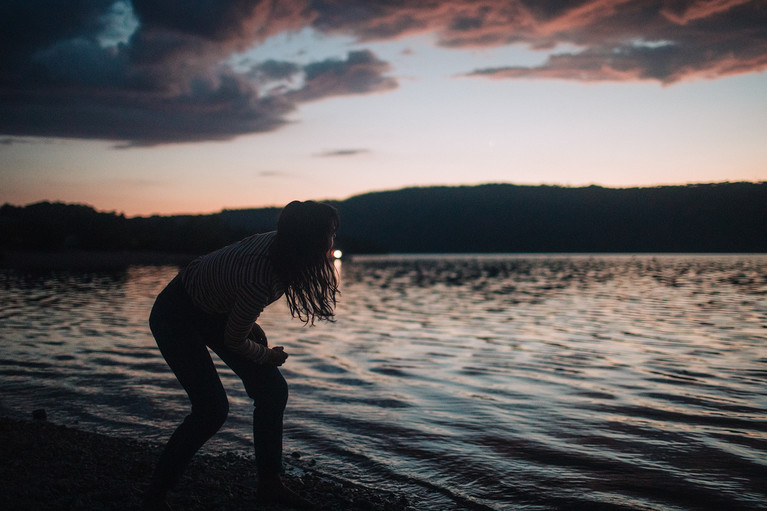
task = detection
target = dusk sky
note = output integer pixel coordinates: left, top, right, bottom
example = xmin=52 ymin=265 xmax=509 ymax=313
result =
xmin=1 ymin=0 xmax=766 ymax=216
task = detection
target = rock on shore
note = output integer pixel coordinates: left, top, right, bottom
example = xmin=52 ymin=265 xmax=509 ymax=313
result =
xmin=0 ymin=417 xmax=409 ymax=510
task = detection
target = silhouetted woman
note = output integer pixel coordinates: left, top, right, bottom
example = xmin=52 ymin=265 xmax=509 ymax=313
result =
xmin=143 ymin=200 xmax=339 ymax=510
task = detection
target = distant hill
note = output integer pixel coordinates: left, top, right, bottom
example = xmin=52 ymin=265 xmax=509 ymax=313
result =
xmin=337 ymin=182 xmax=767 ymax=253
xmin=1 ymin=182 xmax=765 ymax=257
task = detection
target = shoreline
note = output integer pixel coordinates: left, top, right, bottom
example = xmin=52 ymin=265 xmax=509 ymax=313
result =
xmin=0 ymin=416 xmax=409 ymax=510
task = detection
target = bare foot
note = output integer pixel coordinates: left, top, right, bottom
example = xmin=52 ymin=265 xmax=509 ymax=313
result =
xmin=257 ymin=476 xmax=315 ymax=509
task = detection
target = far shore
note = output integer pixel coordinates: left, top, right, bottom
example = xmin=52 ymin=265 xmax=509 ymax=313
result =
xmin=0 ymin=249 xmax=197 ymax=270
xmin=0 ymin=415 xmax=410 ymax=510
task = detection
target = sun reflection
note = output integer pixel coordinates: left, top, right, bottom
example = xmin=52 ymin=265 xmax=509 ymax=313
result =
xmin=333 ymin=250 xmax=343 ymax=280
xmin=334 ymin=257 xmax=342 ymax=276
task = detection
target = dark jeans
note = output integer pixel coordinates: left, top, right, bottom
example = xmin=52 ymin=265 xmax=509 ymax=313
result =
xmin=146 ymin=275 xmax=287 ymax=498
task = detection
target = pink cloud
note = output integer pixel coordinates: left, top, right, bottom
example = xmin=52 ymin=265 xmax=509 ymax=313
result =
xmin=451 ymin=0 xmax=767 ymax=84
xmin=661 ymin=0 xmax=754 ymax=25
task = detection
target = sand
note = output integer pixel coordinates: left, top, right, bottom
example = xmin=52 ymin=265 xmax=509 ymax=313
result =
xmin=0 ymin=416 xmax=410 ymax=510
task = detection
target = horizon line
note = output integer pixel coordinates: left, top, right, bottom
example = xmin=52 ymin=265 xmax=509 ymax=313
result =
xmin=3 ymin=179 xmax=765 ymax=218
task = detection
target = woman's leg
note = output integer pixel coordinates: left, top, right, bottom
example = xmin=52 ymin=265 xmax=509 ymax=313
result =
xmin=209 ymin=346 xmax=288 ymax=477
xmin=145 ymin=281 xmax=230 ymax=504
xmin=210 ymin=346 xmax=311 ymax=507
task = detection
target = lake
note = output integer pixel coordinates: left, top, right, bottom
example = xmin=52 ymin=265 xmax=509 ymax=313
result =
xmin=1 ymin=254 xmax=766 ymax=510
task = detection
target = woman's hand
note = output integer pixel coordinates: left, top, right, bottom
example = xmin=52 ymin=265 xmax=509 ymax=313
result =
xmin=267 ymin=346 xmax=288 ymax=366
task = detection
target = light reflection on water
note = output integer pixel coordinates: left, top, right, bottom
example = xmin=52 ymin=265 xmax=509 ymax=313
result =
xmin=1 ymin=254 xmax=766 ymax=510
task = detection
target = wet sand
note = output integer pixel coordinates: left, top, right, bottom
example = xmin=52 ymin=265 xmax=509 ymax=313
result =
xmin=0 ymin=416 xmax=409 ymax=510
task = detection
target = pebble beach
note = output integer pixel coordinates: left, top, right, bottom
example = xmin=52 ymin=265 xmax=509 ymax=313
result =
xmin=0 ymin=416 xmax=410 ymax=510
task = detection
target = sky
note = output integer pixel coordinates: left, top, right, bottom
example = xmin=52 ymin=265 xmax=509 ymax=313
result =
xmin=1 ymin=0 xmax=766 ymax=217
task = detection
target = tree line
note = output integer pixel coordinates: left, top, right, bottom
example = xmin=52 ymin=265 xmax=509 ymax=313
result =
xmin=1 ymin=182 xmax=765 ymax=257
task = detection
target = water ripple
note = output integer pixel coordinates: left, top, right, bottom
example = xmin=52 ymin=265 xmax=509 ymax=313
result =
xmin=1 ymin=256 xmax=766 ymax=510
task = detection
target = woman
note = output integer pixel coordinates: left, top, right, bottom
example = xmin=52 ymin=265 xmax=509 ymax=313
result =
xmin=143 ymin=200 xmax=339 ymax=510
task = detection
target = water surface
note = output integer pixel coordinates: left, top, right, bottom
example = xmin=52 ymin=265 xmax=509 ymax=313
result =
xmin=1 ymin=254 xmax=766 ymax=510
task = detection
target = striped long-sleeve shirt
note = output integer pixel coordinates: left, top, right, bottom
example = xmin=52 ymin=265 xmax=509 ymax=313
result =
xmin=180 ymin=231 xmax=285 ymax=363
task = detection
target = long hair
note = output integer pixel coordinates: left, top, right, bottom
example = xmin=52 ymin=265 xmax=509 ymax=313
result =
xmin=270 ymin=200 xmax=339 ymax=324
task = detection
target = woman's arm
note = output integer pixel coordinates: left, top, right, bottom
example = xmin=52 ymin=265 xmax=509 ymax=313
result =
xmin=225 ymin=285 xmax=274 ymax=364
xmin=249 ymin=323 xmax=288 ymax=366
xmin=249 ymin=323 xmax=268 ymax=346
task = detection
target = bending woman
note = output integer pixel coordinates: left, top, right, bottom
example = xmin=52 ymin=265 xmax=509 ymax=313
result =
xmin=144 ymin=200 xmax=339 ymax=510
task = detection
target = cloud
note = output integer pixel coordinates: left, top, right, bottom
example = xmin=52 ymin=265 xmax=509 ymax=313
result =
xmin=464 ymin=38 xmax=767 ymax=84
xmin=310 ymin=0 xmax=767 ymax=84
xmin=130 ymin=0 xmax=311 ymax=44
xmin=257 ymin=170 xmax=289 ymax=177
xmin=448 ymin=0 xmax=767 ymax=84
xmin=288 ymin=50 xmax=398 ymax=102
xmin=1 ymin=0 xmax=765 ymax=145
xmin=247 ymin=51 xmax=398 ymax=101
xmin=0 ymin=137 xmax=54 ymax=146
xmin=0 ymin=1 xmax=395 ymax=146
xmin=249 ymin=59 xmax=302 ymax=81
xmin=316 ymin=149 xmax=370 ymax=157
xmin=660 ymin=0 xmax=754 ymax=25
xmin=0 ymin=0 xmax=114 ymax=66
xmin=1 ymin=38 xmax=294 ymax=147
xmin=0 ymin=1 xmax=293 ymax=145
xmin=0 ymin=0 xmax=396 ymax=147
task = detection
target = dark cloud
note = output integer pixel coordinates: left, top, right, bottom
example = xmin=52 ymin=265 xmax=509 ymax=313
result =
xmin=130 ymin=0 xmax=257 ymax=41
xmin=1 ymin=0 xmax=765 ymax=145
xmin=0 ymin=1 xmax=401 ymax=145
xmin=248 ymin=60 xmax=302 ymax=81
xmin=130 ymin=0 xmax=310 ymax=44
xmin=288 ymin=50 xmax=398 ymax=102
xmin=0 ymin=0 xmax=114 ymax=66
xmin=0 ymin=29 xmax=294 ymax=146
xmin=0 ymin=1 xmax=394 ymax=146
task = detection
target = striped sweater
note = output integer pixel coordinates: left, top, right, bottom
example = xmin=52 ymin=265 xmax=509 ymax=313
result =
xmin=180 ymin=231 xmax=285 ymax=363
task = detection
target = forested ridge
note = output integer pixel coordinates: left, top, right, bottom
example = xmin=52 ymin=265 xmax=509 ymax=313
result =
xmin=1 ymin=182 xmax=765 ymax=256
